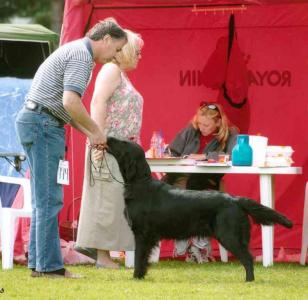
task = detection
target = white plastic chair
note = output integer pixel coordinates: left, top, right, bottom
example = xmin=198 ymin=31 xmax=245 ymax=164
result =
xmin=300 ymin=182 xmax=308 ymax=265
xmin=0 ymin=175 xmax=32 ymax=269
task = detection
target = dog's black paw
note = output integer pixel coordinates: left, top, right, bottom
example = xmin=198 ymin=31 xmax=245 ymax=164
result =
xmin=133 ymin=271 xmax=145 ymax=279
xmin=245 ymin=275 xmax=255 ymax=282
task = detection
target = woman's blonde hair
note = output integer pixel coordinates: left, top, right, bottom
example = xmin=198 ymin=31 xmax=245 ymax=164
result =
xmin=115 ymin=29 xmax=144 ymax=69
xmin=191 ymin=102 xmax=235 ymax=151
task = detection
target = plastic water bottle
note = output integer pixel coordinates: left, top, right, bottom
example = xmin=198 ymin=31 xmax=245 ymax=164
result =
xmin=150 ymin=131 xmax=165 ymax=158
xmin=158 ymin=130 xmax=165 ymax=158
xmin=150 ymin=131 xmax=159 ymax=158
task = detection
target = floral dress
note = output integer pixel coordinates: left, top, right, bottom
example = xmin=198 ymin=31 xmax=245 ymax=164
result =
xmin=105 ymin=72 xmax=143 ymax=143
xmin=77 ymin=70 xmax=143 ymax=251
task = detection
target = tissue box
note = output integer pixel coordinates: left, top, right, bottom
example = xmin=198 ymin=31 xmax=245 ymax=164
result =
xmin=264 ymin=146 xmax=294 ymax=167
xmin=266 ymin=146 xmax=294 ymax=158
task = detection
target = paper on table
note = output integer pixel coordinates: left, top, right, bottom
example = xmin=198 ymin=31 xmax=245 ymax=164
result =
xmin=146 ymin=157 xmax=196 ymax=165
xmin=195 ymin=161 xmax=232 ymax=167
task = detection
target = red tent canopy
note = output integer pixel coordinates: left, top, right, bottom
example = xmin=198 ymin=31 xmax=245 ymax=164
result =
xmin=60 ymin=0 xmax=308 ymax=258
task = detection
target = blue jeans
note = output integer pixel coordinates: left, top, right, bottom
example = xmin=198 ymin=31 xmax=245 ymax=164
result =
xmin=15 ymin=107 xmax=65 ymax=272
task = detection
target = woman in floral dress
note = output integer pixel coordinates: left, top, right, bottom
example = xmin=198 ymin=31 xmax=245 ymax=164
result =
xmin=76 ymin=29 xmax=144 ymax=269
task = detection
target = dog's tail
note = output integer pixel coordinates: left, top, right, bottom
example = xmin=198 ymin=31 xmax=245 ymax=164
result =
xmin=238 ymin=198 xmax=293 ymax=228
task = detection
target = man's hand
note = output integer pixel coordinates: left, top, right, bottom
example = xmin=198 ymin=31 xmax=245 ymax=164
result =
xmin=88 ymin=130 xmax=107 ymax=150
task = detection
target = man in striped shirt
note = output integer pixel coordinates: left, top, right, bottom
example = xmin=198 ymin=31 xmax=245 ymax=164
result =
xmin=15 ymin=18 xmax=127 ymax=278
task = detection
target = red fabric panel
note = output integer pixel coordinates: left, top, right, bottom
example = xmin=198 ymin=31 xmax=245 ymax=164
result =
xmin=224 ymin=37 xmax=249 ymax=104
xmin=61 ymin=2 xmax=308 ymax=256
xmin=203 ymin=36 xmax=228 ymax=90
xmin=60 ymin=0 xmax=93 ymax=45
xmin=203 ymin=32 xmax=249 ymax=110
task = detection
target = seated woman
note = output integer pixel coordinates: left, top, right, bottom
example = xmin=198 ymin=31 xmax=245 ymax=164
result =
xmin=163 ymin=101 xmax=238 ymax=263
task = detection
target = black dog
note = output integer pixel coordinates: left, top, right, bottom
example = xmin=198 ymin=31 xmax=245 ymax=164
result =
xmin=106 ymin=137 xmax=293 ymax=281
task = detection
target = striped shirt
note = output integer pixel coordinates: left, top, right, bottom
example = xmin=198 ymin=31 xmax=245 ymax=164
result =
xmin=26 ymin=37 xmax=94 ymax=123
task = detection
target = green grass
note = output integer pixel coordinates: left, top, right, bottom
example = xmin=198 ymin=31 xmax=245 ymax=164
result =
xmin=1 ymin=261 xmax=308 ymax=300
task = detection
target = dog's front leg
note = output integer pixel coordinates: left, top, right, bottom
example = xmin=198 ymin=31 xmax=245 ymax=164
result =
xmin=133 ymin=234 xmax=152 ymax=279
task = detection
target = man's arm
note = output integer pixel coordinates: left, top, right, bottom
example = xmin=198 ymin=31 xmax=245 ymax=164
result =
xmin=69 ymin=118 xmax=91 ymax=137
xmin=63 ymin=90 xmax=104 ymax=147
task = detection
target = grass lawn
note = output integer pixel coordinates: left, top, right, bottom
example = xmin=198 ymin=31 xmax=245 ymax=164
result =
xmin=0 ymin=260 xmax=308 ymax=300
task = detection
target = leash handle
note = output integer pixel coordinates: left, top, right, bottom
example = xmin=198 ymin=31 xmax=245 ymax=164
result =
xmin=89 ymin=148 xmax=126 ymax=186
xmin=102 ymin=150 xmax=126 ymax=185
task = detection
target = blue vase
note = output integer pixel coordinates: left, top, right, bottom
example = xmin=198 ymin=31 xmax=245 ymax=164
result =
xmin=232 ymin=135 xmax=253 ymax=166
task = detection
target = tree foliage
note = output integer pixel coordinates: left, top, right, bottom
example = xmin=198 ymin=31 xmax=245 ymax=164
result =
xmin=0 ymin=0 xmax=64 ymax=33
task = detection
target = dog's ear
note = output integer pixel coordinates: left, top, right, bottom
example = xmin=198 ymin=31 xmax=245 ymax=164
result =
xmin=123 ymin=155 xmax=137 ymax=182
xmin=108 ymin=137 xmax=152 ymax=183
xmin=122 ymin=153 xmax=151 ymax=182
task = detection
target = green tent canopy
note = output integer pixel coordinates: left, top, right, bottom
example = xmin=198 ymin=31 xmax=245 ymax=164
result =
xmin=0 ymin=24 xmax=59 ymax=78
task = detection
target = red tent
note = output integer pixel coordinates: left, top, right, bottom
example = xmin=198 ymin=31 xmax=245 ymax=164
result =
xmin=60 ymin=0 xmax=308 ymax=258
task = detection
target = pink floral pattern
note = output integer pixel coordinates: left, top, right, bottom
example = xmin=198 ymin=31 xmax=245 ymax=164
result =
xmin=105 ymin=72 xmax=143 ymax=143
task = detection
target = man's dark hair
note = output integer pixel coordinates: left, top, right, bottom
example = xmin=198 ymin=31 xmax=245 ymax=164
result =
xmin=86 ymin=18 xmax=127 ymax=41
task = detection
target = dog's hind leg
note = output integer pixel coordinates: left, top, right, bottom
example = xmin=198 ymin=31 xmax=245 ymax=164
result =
xmin=133 ymin=235 xmax=157 ymax=279
xmin=222 ymin=240 xmax=254 ymax=282
xmin=216 ymin=210 xmax=254 ymax=281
